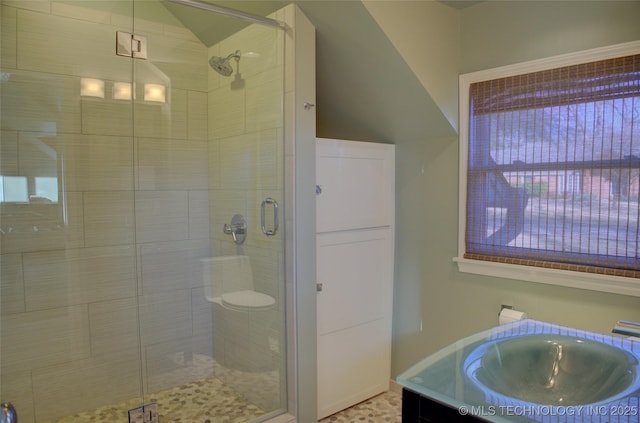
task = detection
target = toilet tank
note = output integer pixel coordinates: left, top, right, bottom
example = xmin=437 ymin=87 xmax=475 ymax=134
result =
xmin=201 ymin=255 xmax=254 ymax=300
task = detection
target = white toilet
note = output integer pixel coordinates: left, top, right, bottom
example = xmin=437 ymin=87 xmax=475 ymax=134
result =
xmin=201 ymin=255 xmax=276 ymax=372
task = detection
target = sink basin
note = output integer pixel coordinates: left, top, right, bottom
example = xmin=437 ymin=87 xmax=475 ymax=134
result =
xmin=464 ymin=334 xmax=640 ymax=406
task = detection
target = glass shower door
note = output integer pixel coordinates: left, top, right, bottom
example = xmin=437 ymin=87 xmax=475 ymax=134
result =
xmin=131 ymin=1 xmax=287 ymax=421
xmin=0 ymin=1 xmax=142 ymax=422
xmin=1 ymin=0 xmax=286 ymax=421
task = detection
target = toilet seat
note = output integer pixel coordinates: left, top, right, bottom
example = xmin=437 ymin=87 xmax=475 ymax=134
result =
xmin=221 ymin=290 xmax=275 ymax=312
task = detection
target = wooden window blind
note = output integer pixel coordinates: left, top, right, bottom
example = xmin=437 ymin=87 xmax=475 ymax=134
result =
xmin=465 ymin=54 xmax=640 ymax=277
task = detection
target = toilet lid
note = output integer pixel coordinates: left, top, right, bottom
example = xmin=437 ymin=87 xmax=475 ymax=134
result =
xmin=221 ymin=290 xmax=276 ymax=311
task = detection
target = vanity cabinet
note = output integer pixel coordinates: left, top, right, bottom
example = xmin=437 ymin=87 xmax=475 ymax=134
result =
xmin=402 ymin=388 xmax=486 ymax=422
xmin=315 ymin=138 xmax=395 ymax=419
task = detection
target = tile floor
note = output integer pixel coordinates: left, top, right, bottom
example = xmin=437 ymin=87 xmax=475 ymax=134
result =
xmin=318 ymin=390 xmax=402 ymax=423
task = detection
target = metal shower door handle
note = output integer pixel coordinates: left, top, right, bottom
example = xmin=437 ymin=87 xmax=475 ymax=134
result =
xmin=261 ymin=197 xmax=279 ymax=236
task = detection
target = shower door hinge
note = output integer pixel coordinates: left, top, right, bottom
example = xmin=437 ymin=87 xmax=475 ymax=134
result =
xmin=116 ymin=31 xmax=148 ymax=59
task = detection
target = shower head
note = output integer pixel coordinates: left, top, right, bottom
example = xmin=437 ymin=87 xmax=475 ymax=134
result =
xmin=209 ymin=50 xmax=241 ymax=77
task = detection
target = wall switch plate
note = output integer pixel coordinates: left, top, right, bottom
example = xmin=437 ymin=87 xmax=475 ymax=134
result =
xmin=128 ymin=402 xmax=159 ymax=423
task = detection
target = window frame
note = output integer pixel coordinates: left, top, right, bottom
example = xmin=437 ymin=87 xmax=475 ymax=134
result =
xmin=455 ymin=40 xmax=640 ymax=297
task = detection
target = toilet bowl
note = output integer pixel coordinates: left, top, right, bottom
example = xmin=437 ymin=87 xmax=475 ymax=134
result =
xmin=221 ymin=290 xmax=276 ymax=312
xmin=201 ymin=255 xmax=276 ymax=372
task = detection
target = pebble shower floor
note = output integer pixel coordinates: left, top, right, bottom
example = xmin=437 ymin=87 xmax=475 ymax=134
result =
xmin=46 ymin=379 xmax=401 ymax=423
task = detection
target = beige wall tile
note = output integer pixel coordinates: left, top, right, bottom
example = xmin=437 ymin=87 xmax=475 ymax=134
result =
xmin=1 ymin=6 xmax=17 ymax=69
xmin=140 ymin=239 xmax=209 ymax=294
xmin=137 ymin=33 xmax=207 ymax=92
xmin=132 ymin=16 xmax=164 ymax=36
xmin=83 ymin=191 xmax=135 ymax=247
xmin=208 ymin=85 xmax=245 ymax=139
xmin=188 ymin=90 xmax=208 ymax=141
xmin=89 ymin=297 xmax=139 ymax=357
xmin=137 ymin=137 xmax=208 ymax=191
xmin=1 ymin=253 xmax=25 ymax=315
xmin=1 ymin=70 xmax=81 ymax=134
xmin=18 ymin=9 xmax=132 ymax=82
xmin=18 ymin=131 xmax=58 ymax=185
xmin=218 ymin=129 xmax=278 ymax=190
xmin=82 ymin=98 xmax=133 ymax=137
xmin=189 ymin=190 xmax=210 ymax=240
xmin=135 ymin=190 xmax=189 ymax=243
xmin=245 ymin=67 xmax=284 ymax=134
xmin=23 ymin=245 xmax=136 ymax=310
xmin=60 ymin=134 xmax=134 ymax=191
xmin=32 ymin=349 xmax=142 ymax=422
xmin=3 ymin=0 xmax=50 ymax=13
xmin=110 ymin=11 xmax=133 ymax=30
xmin=208 ymin=139 xmax=221 ymax=189
xmin=51 ymin=1 xmax=112 ymax=24
xmin=138 ymin=289 xmax=192 ymax=346
xmin=0 ymin=130 xmax=19 ymax=175
xmin=0 ymin=191 xmax=84 ymax=253
xmin=1 ymin=304 xmax=91 ymax=374
xmin=134 ymin=88 xmax=187 ymax=139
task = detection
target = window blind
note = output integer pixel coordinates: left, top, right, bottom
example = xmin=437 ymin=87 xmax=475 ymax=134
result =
xmin=465 ymin=54 xmax=640 ymax=277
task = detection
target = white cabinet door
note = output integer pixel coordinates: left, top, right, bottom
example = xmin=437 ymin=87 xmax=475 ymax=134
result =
xmin=316 ymin=138 xmax=394 ymax=233
xmin=316 ymin=229 xmax=393 ymax=419
xmin=316 ymin=138 xmax=394 ymax=420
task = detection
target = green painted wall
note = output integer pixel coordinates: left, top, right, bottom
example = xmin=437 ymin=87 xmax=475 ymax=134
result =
xmin=392 ymin=0 xmax=640 ymax=377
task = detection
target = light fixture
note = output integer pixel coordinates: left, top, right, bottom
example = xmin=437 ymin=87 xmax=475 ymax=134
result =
xmin=144 ymin=84 xmax=166 ymax=103
xmin=113 ymin=82 xmax=134 ymax=100
xmin=80 ymin=78 xmax=105 ymax=98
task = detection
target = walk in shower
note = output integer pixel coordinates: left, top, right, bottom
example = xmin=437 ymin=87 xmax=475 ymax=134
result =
xmin=0 ymin=0 xmax=291 ymax=421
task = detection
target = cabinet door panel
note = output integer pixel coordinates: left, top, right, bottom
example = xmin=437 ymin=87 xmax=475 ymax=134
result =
xmin=317 ymin=228 xmax=392 ymax=336
xmin=316 ymin=138 xmax=394 ymax=232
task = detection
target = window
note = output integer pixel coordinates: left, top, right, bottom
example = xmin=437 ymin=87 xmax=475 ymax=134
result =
xmin=456 ymin=42 xmax=640 ymax=296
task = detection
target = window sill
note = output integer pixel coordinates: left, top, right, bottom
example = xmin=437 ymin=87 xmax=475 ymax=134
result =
xmin=453 ymin=257 xmax=640 ymax=297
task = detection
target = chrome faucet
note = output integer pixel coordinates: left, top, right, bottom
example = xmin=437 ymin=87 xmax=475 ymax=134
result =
xmin=223 ymin=214 xmax=247 ymax=244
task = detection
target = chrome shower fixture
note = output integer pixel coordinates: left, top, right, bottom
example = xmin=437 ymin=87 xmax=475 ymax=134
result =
xmin=209 ymin=50 xmax=241 ymax=77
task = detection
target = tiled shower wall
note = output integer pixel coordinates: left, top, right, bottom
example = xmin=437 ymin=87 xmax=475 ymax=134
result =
xmin=0 ymin=1 xmax=285 ymax=421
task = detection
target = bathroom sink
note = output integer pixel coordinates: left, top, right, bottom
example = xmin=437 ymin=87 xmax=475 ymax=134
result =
xmin=464 ymin=334 xmax=640 ymax=406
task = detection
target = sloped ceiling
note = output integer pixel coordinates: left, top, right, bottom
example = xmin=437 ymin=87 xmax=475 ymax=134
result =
xmin=297 ymin=1 xmax=455 ymax=143
xmin=164 ymin=0 xmax=461 ymax=143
